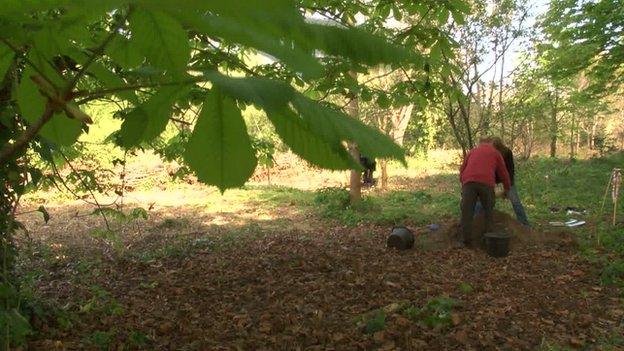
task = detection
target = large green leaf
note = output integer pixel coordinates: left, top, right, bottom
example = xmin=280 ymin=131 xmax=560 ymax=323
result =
xmin=292 ymin=95 xmax=405 ymax=164
xmin=39 ymin=112 xmax=84 ymax=146
xmin=266 ymin=108 xmax=357 ymax=170
xmin=198 ymin=72 xmax=402 ymax=166
xmin=16 ymin=68 xmax=83 ymax=145
xmin=16 ymin=69 xmax=46 ymax=123
xmin=183 ymin=89 xmax=257 ymax=192
xmin=129 ymin=8 xmax=190 ymax=73
xmin=203 ymin=72 xmax=294 ymax=111
xmin=0 ymin=43 xmax=14 ymax=80
xmin=106 ymin=34 xmax=144 ymax=69
xmin=174 ymin=12 xmax=322 ymax=78
xmin=304 ymin=24 xmax=415 ymax=66
xmin=118 ymin=85 xmax=189 ymax=147
xmin=0 ymin=0 xmax=123 ymax=24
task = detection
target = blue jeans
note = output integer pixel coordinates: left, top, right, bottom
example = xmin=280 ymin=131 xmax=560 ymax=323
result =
xmin=475 ymin=185 xmax=529 ymax=225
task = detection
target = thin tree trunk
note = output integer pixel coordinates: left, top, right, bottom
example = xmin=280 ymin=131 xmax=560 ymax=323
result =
xmin=446 ymin=100 xmax=467 ymax=156
xmin=569 ymin=123 xmax=575 ymax=159
xmin=380 ymin=159 xmax=388 ymax=189
xmin=457 ymin=99 xmax=474 ymax=149
xmin=576 ymin=130 xmax=581 ymax=154
xmin=499 ymin=34 xmax=507 ymax=139
xmin=590 ymin=120 xmax=597 ymax=149
xmin=549 ymin=93 xmax=559 ymax=158
xmin=348 ymin=142 xmax=361 ymax=203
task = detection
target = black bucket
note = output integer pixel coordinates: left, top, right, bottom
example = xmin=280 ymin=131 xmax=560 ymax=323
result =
xmin=483 ymin=232 xmax=511 ymax=257
xmin=387 ymin=226 xmax=414 ymax=250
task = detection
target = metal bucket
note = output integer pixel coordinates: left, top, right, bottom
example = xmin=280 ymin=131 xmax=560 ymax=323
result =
xmin=484 ymin=232 xmax=511 ymax=257
xmin=387 ymin=226 xmax=414 ymax=250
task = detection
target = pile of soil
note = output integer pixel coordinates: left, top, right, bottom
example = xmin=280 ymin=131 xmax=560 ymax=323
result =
xmin=415 ymin=210 xmax=575 ymax=252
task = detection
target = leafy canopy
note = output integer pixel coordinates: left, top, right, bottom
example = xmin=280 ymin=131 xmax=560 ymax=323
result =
xmin=0 ymin=0 xmax=469 ymax=191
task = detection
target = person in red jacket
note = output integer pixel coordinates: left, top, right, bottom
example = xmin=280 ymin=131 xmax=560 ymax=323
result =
xmin=458 ymin=137 xmax=512 ymax=247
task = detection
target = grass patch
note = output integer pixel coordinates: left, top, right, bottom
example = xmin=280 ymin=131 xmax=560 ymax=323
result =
xmin=312 ymin=186 xmax=457 ymax=226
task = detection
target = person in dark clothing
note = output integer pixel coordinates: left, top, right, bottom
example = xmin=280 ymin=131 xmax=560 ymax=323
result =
xmin=459 ymin=137 xmax=511 ymax=247
xmin=360 ymin=155 xmax=376 ymax=186
xmin=474 ymin=137 xmax=529 ymax=225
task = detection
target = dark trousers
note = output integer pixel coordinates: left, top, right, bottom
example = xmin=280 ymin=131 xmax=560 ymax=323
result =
xmin=461 ymin=182 xmax=495 ymax=244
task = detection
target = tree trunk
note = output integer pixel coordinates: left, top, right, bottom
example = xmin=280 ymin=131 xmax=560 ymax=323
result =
xmin=590 ymin=120 xmax=597 ymax=149
xmin=391 ymin=104 xmax=414 ymax=146
xmin=569 ymin=115 xmax=576 ymax=159
xmin=499 ymin=34 xmax=507 ymax=139
xmin=348 ymin=142 xmax=361 ymax=203
xmin=380 ymin=159 xmax=388 ymax=189
xmin=446 ymin=100 xmax=468 ymax=156
xmin=549 ymin=94 xmax=558 ymax=158
xmin=458 ymin=99 xmax=474 ymax=149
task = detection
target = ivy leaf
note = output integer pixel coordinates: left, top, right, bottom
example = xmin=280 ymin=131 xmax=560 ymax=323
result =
xmin=118 ymin=85 xmax=190 ymax=148
xmin=184 ymin=89 xmax=257 ymax=192
xmin=129 ymin=8 xmax=190 ymax=73
xmin=0 ymin=43 xmax=14 ymax=79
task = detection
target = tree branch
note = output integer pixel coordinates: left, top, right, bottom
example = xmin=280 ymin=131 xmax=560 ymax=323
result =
xmin=0 ymin=104 xmax=54 ymax=164
xmin=65 ymin=8 xmax=134 ymax=93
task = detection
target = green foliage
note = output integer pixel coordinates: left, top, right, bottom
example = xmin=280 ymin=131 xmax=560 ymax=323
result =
xmin=313 ymin=186 xmax=457 ymax=227
xmin=83 ymin=330 xmax=115 ymax=351
xmin=251 ymin=136 xmax=276 ymax=168
xmin=458 ymin=282 xmax=474 ymax=294
xmin=0 ymin=0 xmax=422 ymax=194
xmin=183 ymin=89 xmax=257 ymax=192
xmin=364 ymin=310 xmax=386 ymax=334
xmin=127 ymin=330 xmax=152 ymax=348
xmin=0 ymin=43 xmax=14 ymax=78
xmin=540 ymin=0 xmax=624 ymax=92
xmin=80 ymin=285 xmax=124 ymax=317
xmin=0 ymin=295 xmax=32 ymax=348
xmin=91 ymin=207 xmax=149 ymax=223
xmin=129 ymin=9 xmax=189 ymax=73
xmin=403 ymin=296 xmax=457 ymax=329
xmin=88 ymin=229 xmax=123 ymax=254
xmin=118 ymin=86 xmax=191 ymax=148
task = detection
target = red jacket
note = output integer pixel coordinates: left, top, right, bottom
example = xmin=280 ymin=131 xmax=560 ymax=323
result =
xmin=460 ymin=143 xmax=511 ymax=191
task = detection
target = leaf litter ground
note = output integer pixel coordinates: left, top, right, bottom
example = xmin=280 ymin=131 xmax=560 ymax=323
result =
xmin=17 ymin=200 xmax=623 ymax=350
xmin=15 ymin=155 xmax=624 ymax=350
